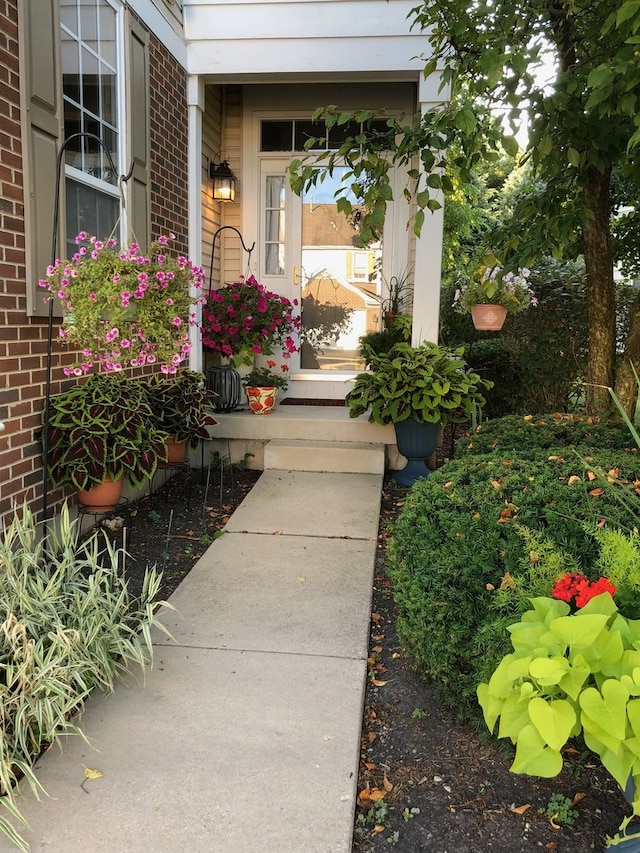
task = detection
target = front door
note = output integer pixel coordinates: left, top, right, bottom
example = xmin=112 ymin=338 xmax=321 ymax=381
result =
xmin=258 ymin=158 xmax=382 ymax=394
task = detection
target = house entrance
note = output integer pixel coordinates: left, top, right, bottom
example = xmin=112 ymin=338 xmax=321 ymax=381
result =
xmin=259 ymin=158 xmax=382 ymax=381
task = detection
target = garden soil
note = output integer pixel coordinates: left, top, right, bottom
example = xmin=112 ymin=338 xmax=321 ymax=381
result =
xmin=100 ymin=452 xmax=631 ymax=853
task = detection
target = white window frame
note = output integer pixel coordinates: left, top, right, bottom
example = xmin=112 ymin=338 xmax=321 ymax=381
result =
xmin=61 ymin=0 xmax=127 ymax=244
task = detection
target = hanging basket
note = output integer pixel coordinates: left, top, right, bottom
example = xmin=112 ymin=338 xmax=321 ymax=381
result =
xmin=470 ymin=304 xmax=507 ymax=331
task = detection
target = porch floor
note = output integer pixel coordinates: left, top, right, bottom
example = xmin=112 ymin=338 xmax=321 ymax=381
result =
xmin=208 ymin=402 xmax=400 ymax=471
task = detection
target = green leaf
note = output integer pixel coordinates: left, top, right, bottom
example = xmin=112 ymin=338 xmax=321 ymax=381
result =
xmin=550 ymin=613 xmax=609 ymax=648
xmin=528 ymin=697 xmax=576 ymax=751
xmin=510 ymin=724 xmax=564 ymax=777
xmin=529 ymin=656 xmax=569 ymax=686
xmin=497 ymin=694 xmax=532 ymax=741
xmin=580 ymin=680 xmax=630 ymax=741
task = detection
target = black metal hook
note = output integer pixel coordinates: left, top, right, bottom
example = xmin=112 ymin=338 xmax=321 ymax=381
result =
xmin=207 ymin=225 xmax=256 ymax=297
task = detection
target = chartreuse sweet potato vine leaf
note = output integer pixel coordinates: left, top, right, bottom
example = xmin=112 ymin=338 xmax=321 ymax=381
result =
xmin=477 ymin=593 xmax=640 ymax=834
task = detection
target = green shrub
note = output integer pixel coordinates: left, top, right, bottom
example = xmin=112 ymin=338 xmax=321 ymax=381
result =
xmin=388 ymin=450 xmax=640 ymax=724
xmin=0 ymin=503 xmax=171 ymax=850
xmin=463 ymin=339 xmax=527 ymax=418
xmin=456 ymin=413 xmax=635 ymax=459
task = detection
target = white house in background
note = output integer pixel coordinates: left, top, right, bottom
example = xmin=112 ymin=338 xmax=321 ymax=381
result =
xmin=183 ymin=0 xmax=448 ymax=399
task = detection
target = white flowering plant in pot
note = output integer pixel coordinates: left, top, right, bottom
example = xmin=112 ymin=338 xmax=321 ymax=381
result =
xmin=453 ymin=253 xmax=537 ymax=315
xmin=39 ymin=232 xmax=206 ymax=376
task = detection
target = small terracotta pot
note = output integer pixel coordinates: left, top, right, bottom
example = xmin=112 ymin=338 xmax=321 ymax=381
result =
xmin=164 ymin=436 xmax=188 ymax=464
xmin=470 ymin=304 xmax=507 ymax=331
xmin=245 ymin=386 xmax=278 ymax=414
xmin=77 ymin=475 xmax=124 ymax=512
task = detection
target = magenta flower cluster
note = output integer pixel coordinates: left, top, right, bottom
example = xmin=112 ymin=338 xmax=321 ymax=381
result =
xmin=39 ymin=232 xmax=206 ymax=376
xmin=201 ymin=274 xmax=300 ymax=362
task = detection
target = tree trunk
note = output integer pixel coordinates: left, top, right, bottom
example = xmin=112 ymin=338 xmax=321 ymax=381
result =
xmin=614 ymin=289 xmax=640 ymax=418
xmin=582 ymin=164 xmax=616 ymax=415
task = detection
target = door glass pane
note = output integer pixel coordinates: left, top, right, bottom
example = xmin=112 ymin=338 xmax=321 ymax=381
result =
xmin=300 ymin=168 xmax=381 ymax=371
xmin=264 ymin=176 xmax=286 ymax=275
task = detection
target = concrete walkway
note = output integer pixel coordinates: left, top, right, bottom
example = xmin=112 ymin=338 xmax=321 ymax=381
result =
xmin=1 ymin=470 xmax=382 ymax=853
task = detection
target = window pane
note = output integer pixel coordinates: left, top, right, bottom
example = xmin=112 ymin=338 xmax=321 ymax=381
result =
xmin=79 ymin=1 xmax=98 ymax=48
xmin=63 ymin=2 xmax=119 ymax=178
xmin=261 ymin=121 xmax=293 ymax=151
xmin=65 ymin=179 xmax=118 ymax=254
xmin=265 ymin=243 xmax=285 ymax=277
xmin=100 ymin=62 xmax=116 ymax=125
xmin=60 ymin=0 xmax=79 ymax=35
xmin=99 ymin=3 xmax=117 ymax=65
xmin=81 ymin=46 xmax=100 ymax=115
xmin=294 ymin=120 xmax=325 ymax=151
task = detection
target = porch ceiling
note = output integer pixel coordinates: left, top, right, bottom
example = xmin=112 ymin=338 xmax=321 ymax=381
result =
xmin=183 ymin=0 xmax=429 ymax=82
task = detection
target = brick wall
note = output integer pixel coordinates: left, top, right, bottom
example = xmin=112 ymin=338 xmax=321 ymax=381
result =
xmin=149 ymin=33 xmax=189 ymax=255
xmin=0 ymin=5 xmax=190 ymax=528
xmin=0 ymin=0 xmax=54 ymax=525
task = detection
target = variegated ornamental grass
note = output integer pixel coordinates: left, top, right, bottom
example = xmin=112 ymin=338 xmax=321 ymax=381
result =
xmin=0 ymin=503 xmax=172 ymax=850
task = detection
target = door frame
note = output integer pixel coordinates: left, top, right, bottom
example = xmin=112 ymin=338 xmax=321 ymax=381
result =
xmin=242 ymin=103 xmax=411 ymax=396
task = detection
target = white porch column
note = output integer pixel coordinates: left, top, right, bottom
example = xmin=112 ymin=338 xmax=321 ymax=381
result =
xmin=187 ymin=74 xmax=205 ymax=373
xmin=411 ymin=76 xmax=449 ymax=347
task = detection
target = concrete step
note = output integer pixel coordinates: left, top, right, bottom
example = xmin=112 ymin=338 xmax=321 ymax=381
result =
xmin=263 ymin=438 xmax=385 ymax=474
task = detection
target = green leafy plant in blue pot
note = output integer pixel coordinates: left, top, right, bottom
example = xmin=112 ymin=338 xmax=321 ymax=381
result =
xmin=345 ymin=341 xmax=492 ymax=485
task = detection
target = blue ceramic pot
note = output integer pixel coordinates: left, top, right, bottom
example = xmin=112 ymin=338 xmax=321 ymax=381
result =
xmin=393 ymin=419 xmax=440 ymax=487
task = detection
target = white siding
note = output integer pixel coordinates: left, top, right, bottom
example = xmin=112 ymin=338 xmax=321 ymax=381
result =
xmin=183 ymin=0 xmax=428 ymax=80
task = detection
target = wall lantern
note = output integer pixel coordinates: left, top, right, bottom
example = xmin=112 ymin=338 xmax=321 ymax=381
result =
xmin=209 ymin=160 xmax=236 ymax=202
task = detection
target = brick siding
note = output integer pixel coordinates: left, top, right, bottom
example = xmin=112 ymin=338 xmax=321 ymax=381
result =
xmin=0 ymin=4 xmax=190 ymax=527
xmin=149 ymin=33 xmax=189 ymax=255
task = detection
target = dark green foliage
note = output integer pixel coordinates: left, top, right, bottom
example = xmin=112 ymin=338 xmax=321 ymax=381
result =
xmin=345 ymin=342 xmax=492 ymax=426
xmin=456 ymin=413 xmax=635 ymax=459
xmin=462 ymin=339 xmax=527 ymax=418
xmin=388 ymin=447 xmax=640 ymax=723
xmin=141 ymin=369 xmax=217 ymax=448
xmin=441 ymin=259 xmax=589 ymax=415
xmin=357 ymin=327 xmax=405 ymax=362
xmin=43 ymin=374 xmax=168 ymax=491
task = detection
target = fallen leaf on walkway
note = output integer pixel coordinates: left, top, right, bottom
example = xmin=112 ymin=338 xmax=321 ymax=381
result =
xmin=273 ymin=530 xmax=283 ymax=535
xmin=83 ymin=767 xmax=104 ymax=779
xmin=296 ymin=576 xmax=306 ymax=582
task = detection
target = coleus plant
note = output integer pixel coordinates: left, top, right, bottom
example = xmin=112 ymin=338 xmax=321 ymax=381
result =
xmin=478 ymin=589 xmax=640 ymax=838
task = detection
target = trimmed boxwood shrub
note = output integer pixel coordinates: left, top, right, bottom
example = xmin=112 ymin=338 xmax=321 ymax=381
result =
xmin=456 ymin=413 xmax=635 ymax=460
xmin=388 ymin=448 xmax=640 ymax=724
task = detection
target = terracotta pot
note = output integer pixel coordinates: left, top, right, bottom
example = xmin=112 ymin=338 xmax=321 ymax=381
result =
xmin=245 ymin=386 xmax=278 ymax=414
xmin=164 ymin=436 xmax=188 ymax=464
xmin=470 ymin=304 xmax=507 ymax=331
xmin=77 ymin=475 xmax=124 ymax=513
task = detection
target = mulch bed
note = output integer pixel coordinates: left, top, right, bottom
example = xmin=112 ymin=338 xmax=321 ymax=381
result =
xmin=96 ymin=445 xmax=633 ymax=853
